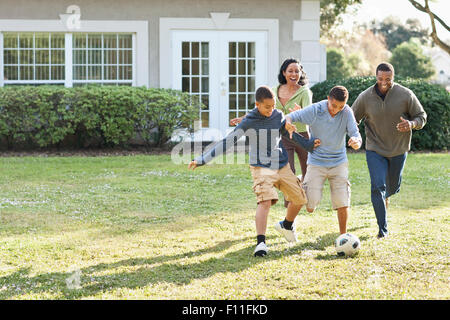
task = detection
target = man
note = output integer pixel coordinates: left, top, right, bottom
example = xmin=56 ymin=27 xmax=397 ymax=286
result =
xmin=285 ymin=85 xmax=362 ymax=235
xmin=351 ymin=62 xmax=427 ymax=238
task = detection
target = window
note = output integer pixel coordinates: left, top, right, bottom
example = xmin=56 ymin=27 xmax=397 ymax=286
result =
xmin=228 ymin=42 xmax=255 ymax=122
xmin=2 ymin=32 xmax=134 ymax=86
xmin=72 ymin=33 xmax=133 ymax=86
xmin=181 ymin=41 xmax=210 ymax=127
xmin=3 ymin=32 xmax=65 ymax=83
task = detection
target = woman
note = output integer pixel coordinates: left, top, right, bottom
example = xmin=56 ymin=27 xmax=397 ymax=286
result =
xmin=230 ymin=58 xmax=312 ymax=179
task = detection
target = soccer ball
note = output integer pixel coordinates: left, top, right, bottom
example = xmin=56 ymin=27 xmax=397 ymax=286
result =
xmin=335 ymin=233 xmax=361 ymax=257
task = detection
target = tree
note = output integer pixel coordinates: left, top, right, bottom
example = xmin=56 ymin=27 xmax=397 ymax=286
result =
xmin=326 ymin=47 xmax=353 ymax=79
xmin=320 ymin=0 xmax=362 ymax=37
xmin=407 ymin=0 xmax=450 ymax=54
xmin=390 ymin=39 xmax=435 ymax=79
xmin=369 ymin=16 xmax=430 ymax=51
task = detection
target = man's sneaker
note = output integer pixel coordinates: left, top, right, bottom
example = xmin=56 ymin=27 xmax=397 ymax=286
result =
xmin=254 ymin=242 xmax=268 ymax=257
xmin=274 ymin=221 xmax=298 ymax=242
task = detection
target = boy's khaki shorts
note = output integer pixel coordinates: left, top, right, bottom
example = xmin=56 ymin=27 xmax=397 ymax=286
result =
xmin=302 ymin=162 xmax=351 ymax=210
xmin=250 ymin=164 xmax=307 ymax=205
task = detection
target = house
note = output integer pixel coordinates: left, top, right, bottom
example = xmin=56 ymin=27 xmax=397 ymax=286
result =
xmin=0 ymin=0 xmax=326 ymax=140
xmin=424 ymin=46 xmax=450 ymax=90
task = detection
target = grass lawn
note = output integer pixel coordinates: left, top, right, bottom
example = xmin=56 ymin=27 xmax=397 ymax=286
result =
xmin=0 ymin=152 xmax=448 ymax=299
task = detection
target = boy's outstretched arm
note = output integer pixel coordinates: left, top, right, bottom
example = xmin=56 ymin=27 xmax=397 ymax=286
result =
xmin=280 ymin=119 xmax=320 ymax=152
xmin=187 ymin=121 xmax=248 ymax=169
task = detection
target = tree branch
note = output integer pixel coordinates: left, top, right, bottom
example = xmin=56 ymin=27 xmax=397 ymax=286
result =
xmin=408 ymin=0 xmax=450 ymax=54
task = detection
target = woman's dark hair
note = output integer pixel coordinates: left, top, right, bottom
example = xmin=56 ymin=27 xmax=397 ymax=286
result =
xmin=277 ymin=58 xmax=309 ymax=86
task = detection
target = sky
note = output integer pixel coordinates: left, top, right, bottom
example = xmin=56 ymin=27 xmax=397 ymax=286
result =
xmin=341 ymin=0 xmax=450 ymax=41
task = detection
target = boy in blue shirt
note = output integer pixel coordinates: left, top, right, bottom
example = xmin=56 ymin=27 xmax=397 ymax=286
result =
xmin=285 ymin=86 xmax=361 ymax=235
xmin=188 ymin=86 xmax=320 ymax=257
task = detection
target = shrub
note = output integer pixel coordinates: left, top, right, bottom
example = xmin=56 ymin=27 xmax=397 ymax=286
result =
xmin=0 ymin=86 xmax=199 ymax=150
xmin=311 ymin=77 xmax=449 ymax=150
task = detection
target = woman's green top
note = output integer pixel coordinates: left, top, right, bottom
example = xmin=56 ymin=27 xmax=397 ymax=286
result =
xmin=274 ymin=84 xmax=313 ymax=133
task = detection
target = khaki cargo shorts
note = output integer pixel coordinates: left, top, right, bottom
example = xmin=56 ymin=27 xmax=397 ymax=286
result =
xmin=250 ymin=164 xmax=307 ymax=205
xmin=302 ymin=162 xmax=351 ymax=210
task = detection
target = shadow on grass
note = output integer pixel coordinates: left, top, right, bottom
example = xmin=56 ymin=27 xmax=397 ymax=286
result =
xmin=0 ymin=231 xmax=363 ymax=299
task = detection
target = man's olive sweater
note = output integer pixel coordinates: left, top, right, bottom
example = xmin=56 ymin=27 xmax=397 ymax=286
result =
xmin=351 ymin=83 xmax=427 ymax=157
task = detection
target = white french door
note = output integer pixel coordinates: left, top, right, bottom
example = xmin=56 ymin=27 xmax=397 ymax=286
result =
xmin=172 ymin=30 xmax=267 ymax=140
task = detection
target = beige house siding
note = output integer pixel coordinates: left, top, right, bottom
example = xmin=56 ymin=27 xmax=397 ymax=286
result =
xmin=0 ymin=0 xmax=321 ymax=87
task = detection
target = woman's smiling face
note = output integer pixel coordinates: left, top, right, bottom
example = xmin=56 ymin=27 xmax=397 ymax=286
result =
xmin=283 ymin=62 xmax=301 ymax=85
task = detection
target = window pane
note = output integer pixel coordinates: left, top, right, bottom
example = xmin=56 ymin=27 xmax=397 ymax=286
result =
xmin=118 ymin=35 xmax=132 ymax=49
xmin=20 ymin=50 xmax=34 ymax=64
xmin=4 ymin=66 xmax=18 ymax=80
xmin=88 ymin=50 xmax=102 ymax=64
xmin=35 ymin=66 xmax=50 ymax=80
xmin=104 ymin=34 xmax=117 ymax=49
xmin=182 ymin=59 xmax=190 ymax=75
xmin=238 ymin=59 xmax=246 ymax=76
xmin=73 ymin=66 xmax=86 ymax=80
xmin=201 ymin=77 xmax=209 ymax=93
xmin=247 ymin=59 xmax=255 ymax=75
xmin=238 ymin=42 xmax=246 ymax=58
xmin=105 ymin=65 xmax=118 ymax=80
xmin=247 ymin=76 xmax=255 ymax=93
xmin=201 ymin=112 xmax=209 ymax=127
xmin=36 ymin=50 xmax=49 ymax=64
xmin=88 ymin=65 xmax=101 ymax=80
xmin=238 ymin=94 xmax=246 ymax=109
xmin=51 ymin=34 xmax=65 ymax=49
xmin=20 ymin=65 xmax=34 ymax=80
xmin=51 ymin=50 xmax=65 ymax=64
xmin=104 ymin=50 xmax=117 ymax=64
xmin=35 ymin=33 xmax=49 ymax=48
xmin=229 ymin=42 xmax=236 ymax=58
xmin=119 ymin=66 xmax=132 ymax=80
xmin=247 ymin=42 xmax=255 ymax=58
xmin=51 ymin=66 xmax=65 ymax=80
xmin=73 ymin=50 xmax=86 ymax=64
xmin=191 ymin=77 xmax=199 ymax=93
xmin=201 ymin=60 xmax=209 ymax=75
xmin=229 ymin=77 xmax=236 ymax=92
xmin=182 ymin=77 xmax=189 ymax=92
xmin=201 ymin=42 xmax=209 ymax=58
xmin=119 ymin=50 xmax=132 ymax=65
xmin=238 ymin=77 xmax=246 ymax=92
xmin=182 ymin=42 xmax=190 ymax=58
xmin=191 ymin=60 xmax=199 ymax=75
xmin=191 ymin=42 xmax=199 ymax=58
xmin=19 ymin=34 xmax=33 ymax=48
xmin=229 ymin=59 xmax=236 ymax=75
xmin=247 ymin=94 xmax=255 ymax=109
xmin=73 ymin=34 xmax=86 ymax=48
xmin=4 ymin=33 xmax=18 ymax=48
xmin=201 ymin=95 xmax=209 ymax=109
xmin=88 ymin=34 xmax=102 ymax=49
xmin=229 ymin=94 xmax=237 ymax=109
xmin=4 ymin=50 xmax=18 ymax=64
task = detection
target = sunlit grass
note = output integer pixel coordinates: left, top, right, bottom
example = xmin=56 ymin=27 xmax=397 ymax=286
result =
xmin=0 ymin=152 xmax=448 ymax=299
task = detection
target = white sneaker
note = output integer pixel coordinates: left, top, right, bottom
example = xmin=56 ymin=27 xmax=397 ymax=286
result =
xmin=274 ymin=221 xmax=298 ymax=242
xmin=254 ymin=242 xmax=268 ymax=257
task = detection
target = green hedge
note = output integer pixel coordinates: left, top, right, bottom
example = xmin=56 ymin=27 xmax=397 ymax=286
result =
xmin=310 ymin=77 xmax=450 ymax=151
xmin=0 ymin=86 xmax=199 ymax=150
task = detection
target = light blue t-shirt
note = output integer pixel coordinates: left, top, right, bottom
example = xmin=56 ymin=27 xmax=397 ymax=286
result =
xmin=287 ymin=99 xmax=361 ymax=168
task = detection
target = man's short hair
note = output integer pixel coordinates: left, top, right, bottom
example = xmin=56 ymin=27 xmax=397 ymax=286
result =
xmin=328 ymin=85 xmax=348 ymax=102
xmin=255 ymin=85 xmax=275 ymax=102
xmin=376 ymin=62 xmax=395 ymax=75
